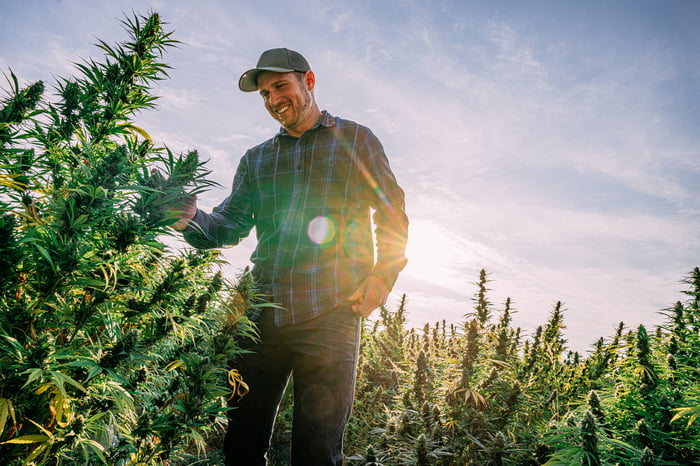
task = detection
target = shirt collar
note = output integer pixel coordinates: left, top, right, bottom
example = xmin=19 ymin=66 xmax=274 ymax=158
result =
xmin=276 ymin=110 xmax=335 ymax=139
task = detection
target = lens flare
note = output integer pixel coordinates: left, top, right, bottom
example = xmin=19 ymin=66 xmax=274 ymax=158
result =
xmin=307 ymin=216 xmax=336 ymax=245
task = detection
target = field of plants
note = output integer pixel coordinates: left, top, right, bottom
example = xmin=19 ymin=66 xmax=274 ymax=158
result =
xmin=1 ymin=12 xmax=698 ymax=465
xmin=338 ymin=268 xmax=700 ymax=465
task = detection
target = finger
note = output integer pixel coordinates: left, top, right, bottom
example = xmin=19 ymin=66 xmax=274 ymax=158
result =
xmin=351 ymin=299 xmax=365 ymax=315
xmin=347 ymin=287 xmax=365 ymax=304
xmin=354 ymin=295 xmax=377 ymax=318
xmin=358 ymin=304 xmax=374 ymax=318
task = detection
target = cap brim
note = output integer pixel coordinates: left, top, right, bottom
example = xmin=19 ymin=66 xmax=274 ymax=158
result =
xmin=238 ymin=66 xmax=295 ymax=92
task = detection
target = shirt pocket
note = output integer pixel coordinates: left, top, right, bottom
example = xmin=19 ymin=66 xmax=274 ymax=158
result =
xmin=309 ymin=153 xmax=364 ymax=206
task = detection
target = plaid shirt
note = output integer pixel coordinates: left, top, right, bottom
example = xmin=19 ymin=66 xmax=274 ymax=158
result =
xmin=184 ymin=111 xmax=408 ymax=326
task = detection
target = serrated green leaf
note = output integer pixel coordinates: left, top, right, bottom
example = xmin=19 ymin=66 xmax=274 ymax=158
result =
xmin=1 ymin=434 xmax=50 ymax=445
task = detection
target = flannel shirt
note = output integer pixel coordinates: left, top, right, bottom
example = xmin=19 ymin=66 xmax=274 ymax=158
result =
xmin=183 ymin=111 xmax=408 ymax=326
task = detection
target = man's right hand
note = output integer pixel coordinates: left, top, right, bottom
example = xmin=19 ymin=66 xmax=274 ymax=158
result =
xmin=169 ymin=193 xmax=197 ymax=231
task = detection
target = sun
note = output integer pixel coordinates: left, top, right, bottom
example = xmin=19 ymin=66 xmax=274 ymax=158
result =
xmin=403 ymin=219 xmax=467 ymax=288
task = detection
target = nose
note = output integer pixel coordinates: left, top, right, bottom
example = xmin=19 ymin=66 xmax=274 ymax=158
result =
xmin=268 ymin=89 xmax=283 ymax=107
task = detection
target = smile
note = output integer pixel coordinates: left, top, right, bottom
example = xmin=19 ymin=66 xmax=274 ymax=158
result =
xmin=275 ymin=105 xmax=289 ymax=116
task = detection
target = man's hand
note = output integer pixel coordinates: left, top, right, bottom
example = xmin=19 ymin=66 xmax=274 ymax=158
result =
xmin=347 ymin=275 xmax=390 ymax=318
xmin=168 ymin=193 xmax=197 ymax=231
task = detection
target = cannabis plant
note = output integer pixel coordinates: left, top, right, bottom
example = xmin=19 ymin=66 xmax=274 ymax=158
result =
xmin=0 ymin=12 xmax=257 ymax=465
xmin=344 ymin=269 xmax=699 ymax=466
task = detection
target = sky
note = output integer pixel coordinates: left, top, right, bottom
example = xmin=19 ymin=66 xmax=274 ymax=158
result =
xmin=2 ymin=0 xmax=699 ymax=354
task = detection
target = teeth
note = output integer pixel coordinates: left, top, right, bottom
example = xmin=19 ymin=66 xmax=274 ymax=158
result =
xmin=276 ymin=105 xmax=289 ymax=115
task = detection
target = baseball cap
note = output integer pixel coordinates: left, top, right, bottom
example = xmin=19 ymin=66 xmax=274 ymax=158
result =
xmin=238 ymin=48 xmax=311 ymax=92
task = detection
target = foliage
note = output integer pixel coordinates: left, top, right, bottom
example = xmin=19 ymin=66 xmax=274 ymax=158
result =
xmin=0 ymin=12 xmax=258 ymax=465
xmin=342 ymin=268 xmax=700 ymax=465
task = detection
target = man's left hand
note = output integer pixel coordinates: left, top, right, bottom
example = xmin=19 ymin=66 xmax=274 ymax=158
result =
xmin=347 ymin=275 xmax=390 ymax=318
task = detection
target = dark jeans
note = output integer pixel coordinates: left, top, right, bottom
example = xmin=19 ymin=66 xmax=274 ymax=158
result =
xmin=224 ymin=306 xmax=361 ymax=465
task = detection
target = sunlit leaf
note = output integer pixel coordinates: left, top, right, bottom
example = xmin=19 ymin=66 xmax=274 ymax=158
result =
xmin=1 ymin=434 xmax=50 ymax=444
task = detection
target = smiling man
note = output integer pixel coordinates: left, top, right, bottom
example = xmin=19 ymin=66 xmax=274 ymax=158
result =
xmin=257 ymin=67 xmax=317 ymax=137
xmin=172 ymin=48 xmax=408 ymax=465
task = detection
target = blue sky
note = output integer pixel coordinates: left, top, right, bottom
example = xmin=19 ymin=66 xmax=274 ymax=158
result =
xmin=2 ymin=0 xmax=699 ymax=353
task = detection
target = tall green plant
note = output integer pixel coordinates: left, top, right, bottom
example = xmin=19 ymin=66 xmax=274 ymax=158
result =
xmin=0 ymin=12 xmax=257 ymax=465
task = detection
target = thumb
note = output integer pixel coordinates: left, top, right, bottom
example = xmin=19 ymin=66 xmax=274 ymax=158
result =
xmin=182 ymin=192 xmax=197 ymax=205
xmin=347 ymin=280 xmax=367 ymax=303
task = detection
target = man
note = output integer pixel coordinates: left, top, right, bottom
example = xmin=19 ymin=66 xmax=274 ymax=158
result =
xmin=172 ymin=48 xmax=408 ymax=465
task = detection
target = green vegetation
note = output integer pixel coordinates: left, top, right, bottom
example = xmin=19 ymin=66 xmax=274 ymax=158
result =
xmin=2 ymin=11 xmax=698 ymax=465
xmin=0 ymin=12 xmax=257 ymax=465
xmin=339 ymin=267 xmax=700 ymax=465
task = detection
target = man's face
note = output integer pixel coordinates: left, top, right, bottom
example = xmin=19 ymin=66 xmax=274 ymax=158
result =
xmin=258 ymin=71 xmax=315 ymax=137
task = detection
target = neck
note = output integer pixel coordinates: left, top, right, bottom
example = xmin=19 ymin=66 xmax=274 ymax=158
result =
xmin=286 ymin=106 xmax=322 ymax=137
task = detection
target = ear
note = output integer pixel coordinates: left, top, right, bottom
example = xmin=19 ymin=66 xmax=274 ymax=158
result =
xmin=304 ymin=70 xmax=316 ymax=91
